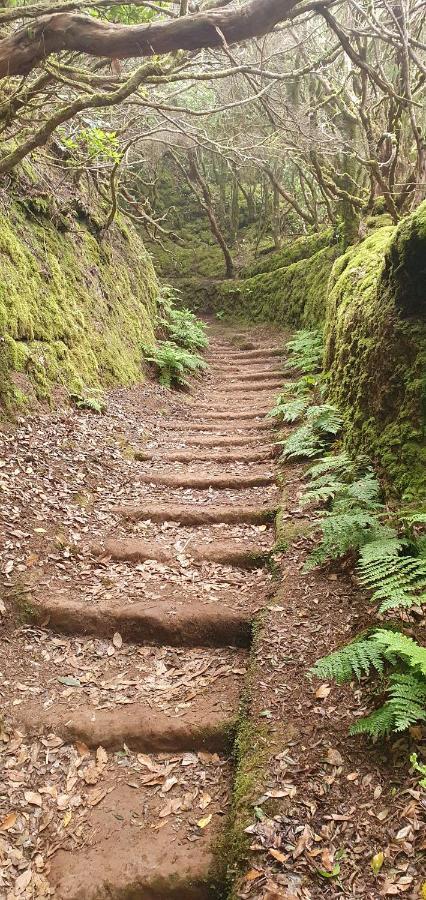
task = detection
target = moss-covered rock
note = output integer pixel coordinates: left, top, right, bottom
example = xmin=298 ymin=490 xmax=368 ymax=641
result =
xmin=244 ymin=227 xmax=334 ymax=277
xmin=0 ymin=199 xmax=158 ymax=406
xmin=210 ymin=244 xmax=337 ymax=328
xmin=325 ymin=203 xmax=426 ymax=501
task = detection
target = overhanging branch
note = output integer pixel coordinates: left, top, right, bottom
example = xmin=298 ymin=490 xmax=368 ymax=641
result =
xmin=0 ymin=0 xmax=301 ymax=79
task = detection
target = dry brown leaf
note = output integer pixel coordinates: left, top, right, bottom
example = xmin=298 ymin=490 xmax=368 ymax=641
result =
xmin=0 ymin=811 xmax=17 ymax=831
xmin=326 ymin=748 xmax=343 ymax=766
xmin=315 ymin=683 xmax=331 ymax=699
xmin=24 ymin=791 xmax=42 ymax=807
xmin=269 ymin=848 xmax=287 ymax=864
xmin=75 ymin=741 xmax=90 ymax=758
xmin=15 ymin=868 xmax=32 ymax=894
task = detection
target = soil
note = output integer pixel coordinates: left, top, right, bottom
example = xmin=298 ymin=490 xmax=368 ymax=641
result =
xmin=1 ymin=323 xmax=424 ymax=900
xmin=0 ymin=324 xmax=282 ymax=899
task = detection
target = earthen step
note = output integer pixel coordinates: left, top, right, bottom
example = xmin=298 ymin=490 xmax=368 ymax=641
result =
xmin=181 ymin=434 xmax=268 ymax=447
xmin=98 ymin=538 xmax=270 ymax=570
xmin=15 ymin=694 xmax=238 ymax=753
xmin=134 ymin=446 xmax=275 ymax=463
xmin=206 ymin=380 xmax=282 ymax=393
xmin=186 ymin=420 xmax=272 ymax=432
xmin=136 ymin=471 xmax=275 ymax=488
xmin=195 ymin=410 xmax=269 ymax=421
xmin=29 ymin=597 xmax=252 ymax=647
xmin=223 ymin=369 xmax=283 ymax=381
xmin=226 ymin=347 xmax=282 ymax=360
xmin=117 ymin=502 xmax=277 ymax=525
xmin=47 ymin=758 xmax=230 ymax=900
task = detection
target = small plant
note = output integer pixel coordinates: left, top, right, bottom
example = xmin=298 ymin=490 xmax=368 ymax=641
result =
xmin=142 ymin=341 xmax=206 ymax=389
xmin=284 ymin=329 xmax=324 ymax=374
xmin=70 ymin=389 xmax=106 ymax=413
xmin=157 ymin=285 xmax=208 ymax=350
xmin=410 ymin=752 xmax=426 ymax=788
xmin=279 ymin=404 xmax=343 ymax=460
xmin=310 ymin=628 xmax=426 ymax=737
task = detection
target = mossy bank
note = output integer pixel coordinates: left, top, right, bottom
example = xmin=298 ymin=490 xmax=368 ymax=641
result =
xmin=325 ymin=202 xmax=426 ymax=502
xmin=0 ymin=196 xmax=158 ymax=408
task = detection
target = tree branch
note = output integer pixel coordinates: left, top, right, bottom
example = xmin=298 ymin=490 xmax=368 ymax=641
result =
xmin=0 ymin=0 xmax=301 ymax=79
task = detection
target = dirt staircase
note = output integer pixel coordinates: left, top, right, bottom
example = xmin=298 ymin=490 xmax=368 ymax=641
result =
xmin=1 ymin=329 xmax=283 ymax=899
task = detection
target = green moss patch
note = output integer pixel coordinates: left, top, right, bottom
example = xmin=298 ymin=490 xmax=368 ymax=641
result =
xmin=244 ymin=228 xmax=334 ymax=277
xmin=325 ymin=204 xmax=426 ymax=501
xmin=212 ymin=244 xmax=337 ymax=328
xmin=0 ymin=200 xmax=158 ymax=407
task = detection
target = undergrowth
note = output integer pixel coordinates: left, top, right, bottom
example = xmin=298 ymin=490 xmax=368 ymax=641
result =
xmin=142 ymin=284 xmax=208 ymax=388
xmin=275 ymin=328 xmax=426 ymax=738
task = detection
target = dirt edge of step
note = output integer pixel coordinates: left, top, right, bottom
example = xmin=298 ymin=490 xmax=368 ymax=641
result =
xmin=25 ymin=597 xmax=253 ymax=647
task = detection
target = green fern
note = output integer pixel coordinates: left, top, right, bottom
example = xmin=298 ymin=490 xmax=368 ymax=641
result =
xmin=280 ymin=404 xmax=342 ymax=461
xmin=310 ymin=634 xmax=387 ymax=683
xmin=285 ymin=329 xmax=324 ymax=374
xmin=268 ymin=396 xmax=308 ymax=423
xmin=311 ymin=628 xmax=426 ymax=737
xmin=358 ymin=536 xmax=426 ymax=613
xmin=350 ymin=673 xmax=426 ymax=736
xmin=142 ymin=341 xmax=206 ymax=389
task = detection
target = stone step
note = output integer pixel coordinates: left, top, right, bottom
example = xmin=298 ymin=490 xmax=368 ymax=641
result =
xmin=134 ymin=446 xmax=275 ymax=464
xmin=135 ymin=471 xmax=275 ymax=489
xmin=48 ymin=751 xmax=231 ymax=899
xmin=117 ymin=502 xmax=277 ymax=525
xmin=29 ymin=597 xmax=252 ymax=647
xmin=98 ymin=538 xmax=270 ymax=570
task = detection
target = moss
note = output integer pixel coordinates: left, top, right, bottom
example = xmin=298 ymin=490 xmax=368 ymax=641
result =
xmin=0 ymin=200 xmax=158 ymax=407
xmin=210 ymin=244 xmax=337 ymax=328
xmin=325 ymin=203 xmax=426 ymax=501
xmin=244 ymin=227 xmax=334 ymax=277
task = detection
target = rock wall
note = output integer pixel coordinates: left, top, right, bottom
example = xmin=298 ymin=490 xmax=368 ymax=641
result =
xmin=0 ymin=196 xmax=158 ymax=408
xmin=325 ymin=202 xmax=426 ymax=502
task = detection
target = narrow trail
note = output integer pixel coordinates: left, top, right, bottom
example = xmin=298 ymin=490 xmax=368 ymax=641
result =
xmin=1 ymin=326 xmax=284 ymax=899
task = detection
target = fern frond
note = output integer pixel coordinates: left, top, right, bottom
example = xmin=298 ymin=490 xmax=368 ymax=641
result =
xmin=373 ymin=629 xmax=426 ymax=676
xmin=268 ymin=397 xmax=308 ymax=423
xmin=285 ymin=329 xmax=324 ymax=374
xmin=280 ymin=424 xmax=324 ymax=460
xmin=304 ymin=510 xmax=385 ymax=569
xmin=309 ymin=636 xmax=385 ymax=683
xmin=306 ymin=404 xmax=343 ymax=436
xmin=350 ymin=673 xmax=426 ymax=736
xmin=358 ymin=543 xmax=426 ymax=612
xmin=305 ymin=452 xmax=360 ymax=481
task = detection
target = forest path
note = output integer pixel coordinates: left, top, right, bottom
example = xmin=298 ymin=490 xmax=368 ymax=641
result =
xmin=0 ymin=325 xmax=284 ymax=899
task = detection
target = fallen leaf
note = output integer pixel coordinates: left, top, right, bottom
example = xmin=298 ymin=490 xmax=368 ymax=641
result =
xmin=75 ymin=741 xmax=90 ymax=758
xmin=199 ymin=792 xmax=212 ymax=810
xmin=326 ymin=748 xmax=343 ymax=766
xmin=0 ymin=811 xmax=17 ymax=831
xmin=197 ymin=813 xmax=212 ymax=829
xmin=315 ymin=684 xmax=331 ymax=699
xmin=244 ymin=869 xmax=263 ymax=882
xmin=269 ymin=848 xmax=287 ymax=864
xmin=15 ymin=868 xmax=32 ymax=894
xmin=371 ymin=851 xmax=384 ymax=875
xmin=24 ymin=791 xmax=42 ymax=807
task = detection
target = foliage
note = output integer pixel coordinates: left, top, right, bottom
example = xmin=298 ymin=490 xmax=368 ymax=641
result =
xmin=142 ymin=340 xmax=206 ymax=389
xmin=284 ymin=329 xmax=324 ymax=374
xmin=280 ymin=404 xmax=343 ymax=460
xmin=70 ymin=389 xmax=106 ymax=413
xmin=410 ymin=753 xmax=426 ymax=789
xmin=157 ymin=285 xmax=208 ymax=350
xmin=357 ymin=540 xmax=426 ymax=613
xmin=310 ymin=629 xmax=426 ymax=737
xmin=62 ymin=127 xmax=122 ymax=165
